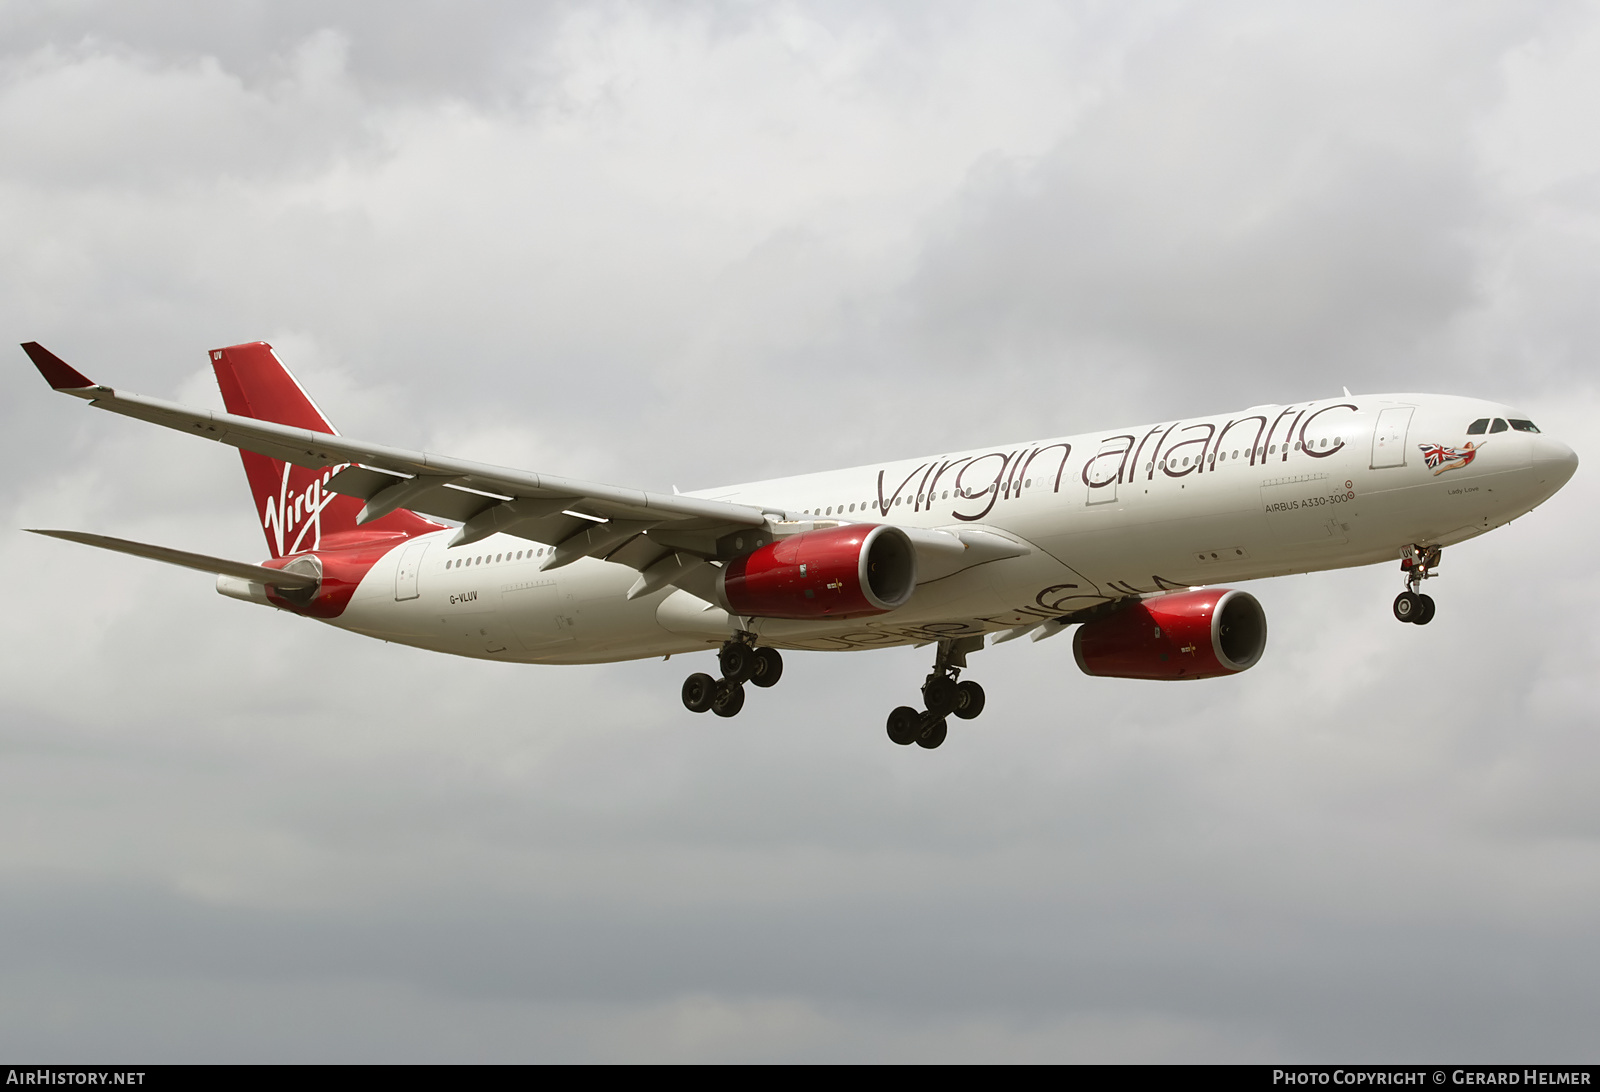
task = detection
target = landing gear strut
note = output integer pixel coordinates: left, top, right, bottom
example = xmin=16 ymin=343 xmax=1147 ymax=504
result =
xmin=1393 ymin=545 xmax=1441 ymax=626
xmin=682 ymin=632 xmax=784 ymax=717
xmin=887 ymin=636 xmax=986 ymax=750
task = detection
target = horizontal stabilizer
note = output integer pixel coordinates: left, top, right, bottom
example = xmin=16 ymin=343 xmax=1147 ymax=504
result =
xmin=27 ymin=529 xmax=320 ymax=589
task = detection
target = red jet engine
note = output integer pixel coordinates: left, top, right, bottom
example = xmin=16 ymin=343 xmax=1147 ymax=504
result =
xmin=720 ymin=524 xmax=916 ymax=620
xmin=1072 ymin=588 xmax=1267 ymax=680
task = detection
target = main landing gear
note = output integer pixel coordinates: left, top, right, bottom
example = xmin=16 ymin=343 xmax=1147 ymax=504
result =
xmin=681 ymin=633 xmax=783 ymax=718
xmin=1393 ymin=544 xmax=1441 ymax=626
xmin=887 ymin=636 xmax=987 ymax=750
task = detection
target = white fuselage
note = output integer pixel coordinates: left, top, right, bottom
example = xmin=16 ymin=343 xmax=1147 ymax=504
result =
xmin=323 ymin=393 xmax=1577 ymax=664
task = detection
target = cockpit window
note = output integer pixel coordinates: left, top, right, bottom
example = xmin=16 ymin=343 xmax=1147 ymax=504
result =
xmin=1490 ymin=418 xmax=1509 ymax=433
xmin=1509 ymin=419 xmax=1541 ymax=433
xmin=1466 ymin=418 xmax=1489 ymax=435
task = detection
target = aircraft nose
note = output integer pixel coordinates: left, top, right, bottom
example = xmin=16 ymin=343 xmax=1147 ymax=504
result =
xmin=1531 ymin=434 xmax=1579 ymax=490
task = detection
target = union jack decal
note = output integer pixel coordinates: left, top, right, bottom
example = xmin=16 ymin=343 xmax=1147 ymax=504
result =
xmin=1419 ymin=441 xmax=1481 ymax=475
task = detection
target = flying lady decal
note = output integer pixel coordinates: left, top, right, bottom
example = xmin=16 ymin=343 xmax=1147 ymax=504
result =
xmin=1419 ymin=442 xmax=1482 ymax=476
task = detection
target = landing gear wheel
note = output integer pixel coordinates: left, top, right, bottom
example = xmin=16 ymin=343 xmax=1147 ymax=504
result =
xmin=1393 ymin=591 xmax=1421 ymax=623
xmin=915 ymin=713 xmax=948 ymax=749
xmin=922 ymin=675 xmax=958 ymax=717
xmin=682 ymin=672 xmax=717 ymax=713
xmin=1396 ymin=545 xmax=1443 ymax=625
xmin=952 ymin=680 xmax=986 ymax=720
xmin=887 ymin=706 xmax=920 ymax=746
xmin=711 ymin=678 xmax=746 ymax=718
xmin=718 ymin=643 xmax=754 ymax=684
xmin=749 ymin=647 xmax=784 ymax=689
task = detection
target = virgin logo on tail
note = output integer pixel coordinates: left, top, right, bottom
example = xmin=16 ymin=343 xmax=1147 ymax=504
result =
xmin=263 ymin=462 xmax=349 ymax=555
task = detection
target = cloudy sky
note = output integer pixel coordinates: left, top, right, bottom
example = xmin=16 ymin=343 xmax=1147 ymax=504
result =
xmin=2 ymin=0 xmax=1597 ymax=1062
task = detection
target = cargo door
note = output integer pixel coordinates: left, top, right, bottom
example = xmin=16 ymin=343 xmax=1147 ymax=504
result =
xmin=502 ymin=580 xmax=571 ymax=653
xmin=1084 ymin=440 xmax=1126 ymax=505
xmin=394 ymin=538 xmax=430 ymax=601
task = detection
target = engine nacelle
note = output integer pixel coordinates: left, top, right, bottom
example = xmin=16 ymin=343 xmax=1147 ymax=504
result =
xmin=1072 ymin=588 xmax=1267 ymax=680
xmin=720 ymin=524 xmax=916 ymax=620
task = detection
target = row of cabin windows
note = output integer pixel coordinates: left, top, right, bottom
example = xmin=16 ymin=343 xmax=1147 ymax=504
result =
xmin=1152 ymin=436 xmax=1340 ymax=471
xmin=803 ymin=480 xmax=1039 ymax=517
xmin=445 ymin=548 xmax=549 ymax=569
xmin=1467 ymin=417 xmax=1540 ymax=435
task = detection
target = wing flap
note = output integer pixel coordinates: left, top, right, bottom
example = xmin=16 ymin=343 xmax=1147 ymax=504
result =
xmin=328 ymin=464 xmax=412 ymax=502
xmin=604 ymin=534 xmax=673 ymax=574
xmin=542 ymin=519 xmax=656 ymax=571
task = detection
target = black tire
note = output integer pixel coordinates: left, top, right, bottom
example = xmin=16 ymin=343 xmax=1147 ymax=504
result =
xmin=922 ymin=675 xmax=958 ymax=717
xmin=952 ymin=680 xmax=986 ymax=720
xmin=682 ymin=672 xmax=717 ymax=713
xmin=712 ymin=678 xmax=745 ymax=718
xmin=719 ymin=643 xmax=754 ymax=684
xmin=915 ymin=713 xmax=948 ymax=749
xmin=749 ymin=646 xmax=784 ymax=689
xmin=886 ymin=706 xmax=920 ymax=746
xmin=1393 ymin=591 xmax=1421 ymax=623
xmin=1414 ymin=594 xmax=1436 ymax=625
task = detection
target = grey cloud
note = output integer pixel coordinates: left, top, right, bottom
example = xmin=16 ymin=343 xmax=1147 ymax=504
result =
xmin=0 ymin=1 xmax=577 ymax=104
xmin=903 ymin=4 xmax=1553 ymax=424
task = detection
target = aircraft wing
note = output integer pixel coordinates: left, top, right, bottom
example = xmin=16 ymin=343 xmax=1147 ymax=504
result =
xmin=23 ymin=343 xmax=778 ymax=571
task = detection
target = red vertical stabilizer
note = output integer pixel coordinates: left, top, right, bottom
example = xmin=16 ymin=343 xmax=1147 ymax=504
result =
xmin=210 ymin=342 xmax=443 ymax=559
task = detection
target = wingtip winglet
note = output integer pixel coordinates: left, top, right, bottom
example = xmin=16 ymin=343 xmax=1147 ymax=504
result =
xmin=21 ymin=342 xmax=96 ymax=390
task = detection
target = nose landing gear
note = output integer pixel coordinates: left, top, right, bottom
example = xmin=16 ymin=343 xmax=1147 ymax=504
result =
xmin=887 ymin=636 xmax=986 ymax=750
xmin=682 ymin=633 xmax=784 ymax=718
xmin=1393 ymin=545 xmax=1441 ymax=625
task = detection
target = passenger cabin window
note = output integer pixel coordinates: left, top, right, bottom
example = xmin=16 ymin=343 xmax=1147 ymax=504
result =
xmin=1509 ymin=419 xmax=1541 ymax=433
xmin=1466 ymin=418 xmax=1489 ymax=435
xmin=1490 ymin=418 xmax=1510 ymax=433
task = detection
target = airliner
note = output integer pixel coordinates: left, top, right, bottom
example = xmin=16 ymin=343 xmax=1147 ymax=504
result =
xmin=22 ymin=341 xmax=1578 ymax=749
